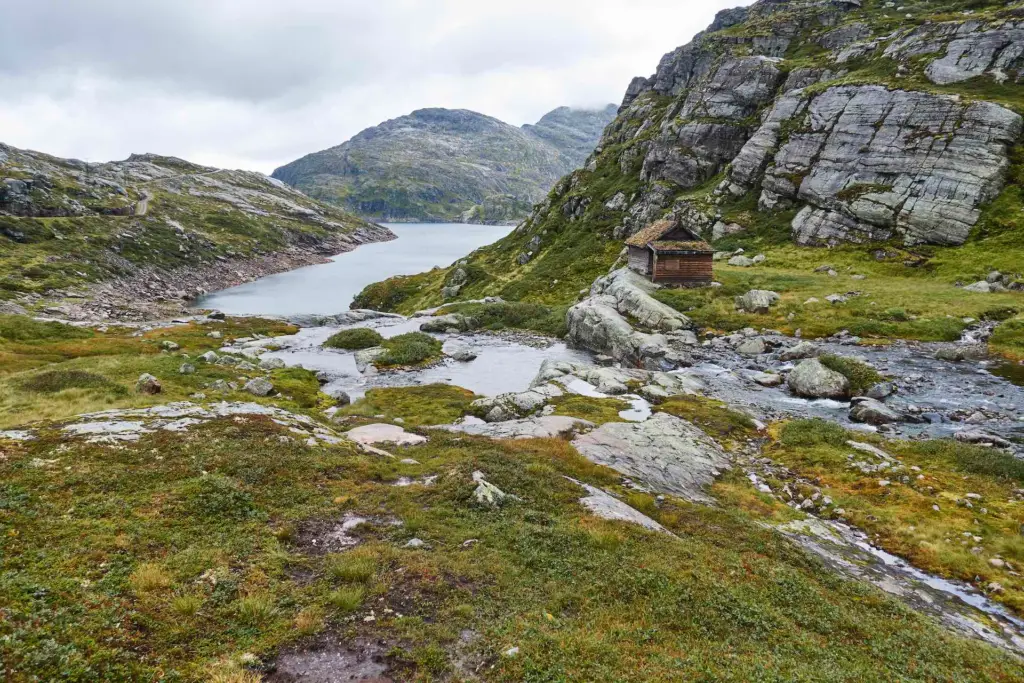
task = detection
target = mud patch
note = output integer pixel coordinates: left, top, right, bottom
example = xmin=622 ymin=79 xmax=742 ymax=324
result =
xmin=267 ymin=637 xmax=392 ymax=682
xmin=293 ymin=513 xmax=401 ymax=556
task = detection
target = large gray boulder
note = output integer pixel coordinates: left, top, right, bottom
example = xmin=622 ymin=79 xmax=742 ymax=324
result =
xmin=419 ymin=313 xmax=471 ymax=333
xmin=734 ymin=290 xmax=780 ymax=314
xmin=589 ymin=268 xmax=691 ymax=333
xmin=565 ymin=297 xmax=679 ymax=370
xmin=780 ymin=341 xmax=820 ymax=362
xmin=849 ymin=397 xmax=902 ymax=425
xmin=571 ymin=412 xmax=730 ymax=504
xmin=244 ymin=378 xmax=274 ymax=397
xmin=787 ymin=359 xmax=850 ymax=399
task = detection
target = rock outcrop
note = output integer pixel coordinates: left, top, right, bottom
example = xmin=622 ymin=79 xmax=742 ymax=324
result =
xmin=787 ymin=358 xmax=851 ymax=399
xmin=571 ymin=412 xmax=730 ymax=504
xmin=566 ymin=268 xmax=693 ymax=369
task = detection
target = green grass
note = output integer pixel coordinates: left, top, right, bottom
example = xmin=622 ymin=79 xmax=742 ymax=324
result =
xmin=17 ymin=369 xmax=128 ymax=396
xmin=322 ymin=327 xmax=385 ymax=350
xmin=656 ymin=395 xmax=758 ymax=443
xmin=768 ymin=419 xmax=1024 ymax=615
xmin=550 ymin=395 xmax=630 ymax=425
xmin=2 ymin=419 xmax=1020 ymax=681
xmin=338 ymin=384 xmax=479 ymax=427
xmin=818 ymin=354 xmax=885 ymax=396
xmin=375 ymin=332 xmax=443 ymax=368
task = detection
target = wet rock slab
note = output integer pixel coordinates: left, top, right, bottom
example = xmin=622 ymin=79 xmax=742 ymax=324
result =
xmin=437 ymin=416 xmax=593 ymax=440
xmin=267 ymin=637 xmax=392 ymax=682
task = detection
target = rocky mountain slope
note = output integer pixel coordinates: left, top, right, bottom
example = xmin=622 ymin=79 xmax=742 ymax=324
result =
xmin=355 ymin=0 xmax=1024 ymax=324
xmin=271 ymin=106 xmax=617 ymax=224
xmin=0 ymin=144 xmax=392 ymax=320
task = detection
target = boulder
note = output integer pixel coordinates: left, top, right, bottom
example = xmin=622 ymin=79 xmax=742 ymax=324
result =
xmin=849 ymin=397 xmax=902 ymax=425
xmin=420 ymin=313 xmax=470 ymax=333
xmin=135 ymin=374 xmax=162 ymax=395
xmin=354 ymin=347 xmax=388 ymax=373
xmin=866 ymin=382 xmax=896 ymax=400
xmin=259 ymin=357 xmax=286 ymax=370
xmin=780 ymin=341 xmax=820 ymax=361
xmin=179 ymin=363 xmax=196 ymax=375
xmin=787 ymin=359 xmax=850 ymax=399
xmin=571 ymin=412 xmax=731 ymax=504
xmin=472 ymin=471 xmax=519 ymax=507
xmin=734 ymin=290 xmax=780 ymax=314
xmin=448 ymin=347 xmax=478 ymax=362
xmin=333 ymin=391 xmax=352 ymax=407
xmin=159 ymin=341 xmax=180 ymax=352
xmin=589 ymin=268 xmax=691 ymax=332
xmin=954 ymin=431 xmax=1012 ymax=449
xmin=199 ymin=351 xmax=218 ymax=363
xmin=750 ymin=372 xmax=784 ymax=387
xmin=736 ymin=338 xmax=767 ymax=356
xmin=963 ymin=281 xmax=998 ymax=293
xmin=244 ymin=378 xmax=274 ymax=397
xmin=729 ymin=255 xmax=756 ymax=267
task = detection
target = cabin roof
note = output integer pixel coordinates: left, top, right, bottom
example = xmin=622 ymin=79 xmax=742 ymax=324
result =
xmin=651 ymin=240 xmax=712 ymax=253
xmin=624 ymin=219 xmax=704 ymax=248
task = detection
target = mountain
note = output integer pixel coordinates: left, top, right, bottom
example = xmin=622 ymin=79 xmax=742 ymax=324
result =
xmin=0 ymin=144 xmax=391 ymax=320
xmin=355 ymin=0 xmax=1024 ymax=319
xmin=271 ymin=105 xmax=618 ymax=224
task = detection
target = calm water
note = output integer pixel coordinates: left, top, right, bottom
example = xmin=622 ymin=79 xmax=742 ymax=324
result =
xmin=195 ymin=223 xmax=512 ymax=316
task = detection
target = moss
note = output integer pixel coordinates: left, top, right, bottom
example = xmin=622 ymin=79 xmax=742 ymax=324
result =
xmin=656 ymin=396 xmax=757 ymax=442
xmin=322 ymin=328 xmax=385 ymax=350
xmin=818 ymin=354 xmax=885 ymax=395
xmin=18 ymin=369 xmax=127 ymax=397
xmin=339 ymin=384 xmax=478 ymax=427
xmin=550 ymin=395 xmax=630 ymax=425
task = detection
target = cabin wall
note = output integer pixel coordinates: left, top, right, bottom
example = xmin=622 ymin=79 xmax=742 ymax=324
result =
xmin=652 ymin=254 xmax=713 ymax=284
xmin=627 ymin=246 xmax=651 ymax=276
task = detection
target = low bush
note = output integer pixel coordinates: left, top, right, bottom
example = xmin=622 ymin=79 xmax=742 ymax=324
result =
xmin=323 ymin=327 xmax=384 ymax=350
xmin=376 ymin=332 xmax=443 ymax=367
xmin=819 ymin=354 xmax=884 ymax=395
xmin=340 ymin=384 xmax=477 ymax=426
xmin=779 ymin=418 xmax=850 ymax=448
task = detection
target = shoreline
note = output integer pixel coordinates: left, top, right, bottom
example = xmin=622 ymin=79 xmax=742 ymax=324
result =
xmin=17 ymin=225 xmax=396 ymax=322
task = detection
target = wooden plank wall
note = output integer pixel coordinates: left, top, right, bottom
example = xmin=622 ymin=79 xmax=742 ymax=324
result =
xmin=627 ymin=246 xmax=651 ymax=275
xmin=653 ymin=255 xmax=712 ymax=283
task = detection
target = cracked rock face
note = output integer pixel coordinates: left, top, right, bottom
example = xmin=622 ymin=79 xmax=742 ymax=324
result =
xmin=438 ymin=416 xmax=594 ymax=440
xmin=729 ymin=85 xmax=1022 ymax=246
xmin=571 ymin=412 xmax=730 ymax=504
xmin=886 ymin=21 xmax=1024 ymax=86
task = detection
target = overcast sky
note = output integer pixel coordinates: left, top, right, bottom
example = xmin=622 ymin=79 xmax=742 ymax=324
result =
xmin=0 ymin=0 xmax=752 ymax=174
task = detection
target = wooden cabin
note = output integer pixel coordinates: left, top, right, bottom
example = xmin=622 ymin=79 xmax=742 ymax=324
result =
xmin=624 ymin=219 xmax=713 ymax=286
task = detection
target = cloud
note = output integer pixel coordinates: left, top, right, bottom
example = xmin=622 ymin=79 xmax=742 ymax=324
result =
xmin=0 ymin=0 xmax=753 ymax=173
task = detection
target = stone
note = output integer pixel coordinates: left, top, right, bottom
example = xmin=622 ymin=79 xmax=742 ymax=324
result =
xmin=333 ymin=391 xmax=352 ymax=407
xmin=179 ymin=363 xmax=196 ymax=375
xmin=159 ymin=341 xmax=180 ymax=352
xmin=780 ymin=341 xmax=820 ymax=361
xmin=826 ymin=294 xmax=848 ymax=305
xmin=236 ymin=362 xmax=258 ymax=372
xmin=736 ymin=338 xmax=767 ymax=356
xmin=954 ymin=430 xmax=1012 ymax=449
xmin=712 ymin=221 xmax=745 ymax=241
xmin=420 ymin=313 xmax=470 ymax=333
xmin=449 ymin=347 xmax=478 ymax=362
xmin=588 ymin=268 xmax=691 ymax=332
xmin=259 ymin=357 xmax=286 ymax=370
xmin=571 ymin=412 xmax=730 ymax=504
xmin=473 ymin=470 xmax=519 ymax=507
xmin=135 ymin=373 xmax=162 ymax=395
xmin=347 ymin=424 xmax=427 ymax=447
xmin=354 ymin=347 xmax=388 ymax=373
xmin=437 ymin=416 xmax=593 ymax=440
xmin=850 ymin=397 xmax=903 ymax=425
xmin=640 ymin=385 xmax=671 ymax=401
xmin=404 ymin=538 xmax=428 ymax=549
xmin=569 ymin=478 xmax=671 ymax=533
xmin=787 ymin=359 xmax=851 ymax=399
xmin=734 ymin=290 xmax=780 ymax=314
xmin=244 ymin=378 xmax=274 ymax=397
xmin=963 ymin=281 xmax=997 ymax=293
xmin=199 ymin=351 xmax=218 ymax=363
xmin=866 ymin=382 xmax=897 ymax=400
xmin=728 ymin=255 xmax=756 ymax=267
xmin=751 ymin=372 xmax=784 ymax=388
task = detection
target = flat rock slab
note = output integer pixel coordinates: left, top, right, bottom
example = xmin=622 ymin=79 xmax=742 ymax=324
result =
xmin=346 ymin=424 xmax=427 ymax=447
xmin=571 ymin=412 xmax=730 ymax=504
xmin=268 ymin=637 xmax=391 ymax=682
xmin=438 ymin=416 xmax=593 ymax=440
xmin=568 ymin=478 xmax=670 ymax=534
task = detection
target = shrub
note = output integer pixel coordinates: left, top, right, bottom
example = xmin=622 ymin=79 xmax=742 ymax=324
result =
xmin=819 ymin=354 xmax=884 ymax=395
xmin=376 ymin=332 xmax=443 ymax=367
xmin=340 ymin=384 xmax=477 ymax=427
xmin=18 ymin=369 xmax=127 ymax=396
xmin=981 ymin=306 xmax=1019 ymax=322
xmin=323 ymin=327 xmax=384 ymax=350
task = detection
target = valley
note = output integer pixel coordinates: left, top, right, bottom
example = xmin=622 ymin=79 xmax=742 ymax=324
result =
xmin=4 ymin=0 xmax=1024 ymax=680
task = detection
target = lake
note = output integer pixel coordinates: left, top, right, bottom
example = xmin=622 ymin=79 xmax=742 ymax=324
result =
xmin=194 ymin=222 xmax=512 ymax=316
